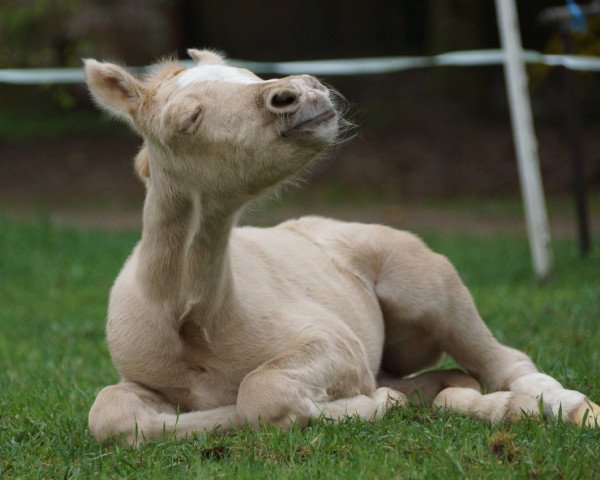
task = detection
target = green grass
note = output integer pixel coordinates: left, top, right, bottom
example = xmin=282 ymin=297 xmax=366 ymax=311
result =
xmin=1 ymin=216 xmax=599 ymax=479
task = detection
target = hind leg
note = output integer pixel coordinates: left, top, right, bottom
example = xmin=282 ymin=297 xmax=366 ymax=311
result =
xmin=344 ymin=225 xmax=599 ymax=427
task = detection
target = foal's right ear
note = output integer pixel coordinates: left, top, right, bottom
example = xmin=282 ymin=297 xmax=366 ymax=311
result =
xmin=84 ymin=59 xmax=145 ymax=121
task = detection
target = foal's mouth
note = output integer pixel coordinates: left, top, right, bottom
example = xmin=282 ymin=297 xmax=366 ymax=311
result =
xmin=281 ymin=110 xmax=336 ymax=137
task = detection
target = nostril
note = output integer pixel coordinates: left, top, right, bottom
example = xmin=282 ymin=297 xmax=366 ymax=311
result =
xmin=269 ymin=89 xmax=298 ymax=110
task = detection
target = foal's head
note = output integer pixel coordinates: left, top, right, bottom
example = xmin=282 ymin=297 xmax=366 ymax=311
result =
xmin=85 ymin=49 xmax=341 ymax=200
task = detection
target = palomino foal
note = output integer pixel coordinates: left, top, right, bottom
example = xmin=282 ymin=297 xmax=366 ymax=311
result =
xmin=85 ymin=50 xmax=599 ymax=446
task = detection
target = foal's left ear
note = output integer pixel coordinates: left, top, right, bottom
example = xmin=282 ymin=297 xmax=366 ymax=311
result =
xmin=84 ymin=59 xmax=145 ymax=121
xmin=187 ymin=48 xmax=227 ymax=66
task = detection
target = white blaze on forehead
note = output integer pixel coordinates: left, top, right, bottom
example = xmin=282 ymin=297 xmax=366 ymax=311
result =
xmin=178 ymin=65 xmax=276 ymax=87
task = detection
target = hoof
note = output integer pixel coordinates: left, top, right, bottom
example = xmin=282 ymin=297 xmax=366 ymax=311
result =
xmin=571 ymin=400 xmax=600 ymax=428
xmin=370 ymin=387 xmax=408 ymax=419
xmin=372 ymin=387 xmax=408 ymax=408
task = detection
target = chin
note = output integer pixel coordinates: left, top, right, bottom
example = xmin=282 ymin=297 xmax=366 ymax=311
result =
xmin=292 ymin=119 xmax=339 ymax=149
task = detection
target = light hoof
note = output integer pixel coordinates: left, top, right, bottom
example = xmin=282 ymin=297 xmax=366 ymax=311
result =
xmin=371 ymin=387 xmax=408 ymax=416
xmin=571 ymin=400 xmax=600 ymax=428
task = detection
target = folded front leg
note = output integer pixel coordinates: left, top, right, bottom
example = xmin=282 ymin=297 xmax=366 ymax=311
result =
xmin=315 ymin=387 xmax=407 ymax=421
xmin=236 ymin=327 xmax=406 ymax=429
xmin=88 ymin=381 xmax=245 ymax=446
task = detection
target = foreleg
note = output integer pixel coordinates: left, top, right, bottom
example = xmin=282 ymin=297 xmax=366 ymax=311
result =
xmin=88 ymin=381 xmax=244 ymax=446
xmin=237 ymin=331 xmax=407 ymax=429
xmin=315 ymin=387 xmax=407 ymax=421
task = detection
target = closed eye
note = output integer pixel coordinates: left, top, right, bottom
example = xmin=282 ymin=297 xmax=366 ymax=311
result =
xmin=180 ymin=108 xmax=203 ymax=133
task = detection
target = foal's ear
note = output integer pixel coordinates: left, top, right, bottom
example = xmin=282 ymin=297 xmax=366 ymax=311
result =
xmin=187 ymin=48 xmax=227 ymax=66
xmin=84 ymin=59 xmax=145 ymax=120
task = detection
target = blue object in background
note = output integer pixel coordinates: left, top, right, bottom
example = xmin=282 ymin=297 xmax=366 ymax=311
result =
xmin=566 ymin=0 xmax=589 ymax=33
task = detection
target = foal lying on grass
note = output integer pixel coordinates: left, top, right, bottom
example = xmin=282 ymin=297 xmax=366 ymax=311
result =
xmin=85 ymin=49 xmax=599 ymax=446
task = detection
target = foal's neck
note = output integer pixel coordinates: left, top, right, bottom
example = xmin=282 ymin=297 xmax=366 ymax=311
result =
xmin=136 ymin=162 xmax=237 ymax=319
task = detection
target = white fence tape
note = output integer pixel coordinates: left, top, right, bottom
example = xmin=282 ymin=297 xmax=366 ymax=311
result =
xmin=1 ymin=49 xmax=600 ymax=85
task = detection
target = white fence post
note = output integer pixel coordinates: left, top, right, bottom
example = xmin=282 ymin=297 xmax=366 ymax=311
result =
xmin=495 ymin=0 xmax=552 ymax=280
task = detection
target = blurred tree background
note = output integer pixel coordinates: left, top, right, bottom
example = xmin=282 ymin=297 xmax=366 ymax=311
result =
xmin=0 ymin=0 xmax=599 ymax=227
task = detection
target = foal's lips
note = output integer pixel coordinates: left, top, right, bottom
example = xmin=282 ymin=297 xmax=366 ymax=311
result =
xmin=282 ymin=110 xmax=336 ymax=137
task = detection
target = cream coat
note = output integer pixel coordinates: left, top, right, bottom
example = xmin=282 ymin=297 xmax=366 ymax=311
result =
xmin=84 ymin=50 xmax=599 ymax=446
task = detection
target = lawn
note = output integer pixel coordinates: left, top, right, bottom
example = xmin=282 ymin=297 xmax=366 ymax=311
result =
xmin=1 ymin=216 xmax=599 ymax=479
